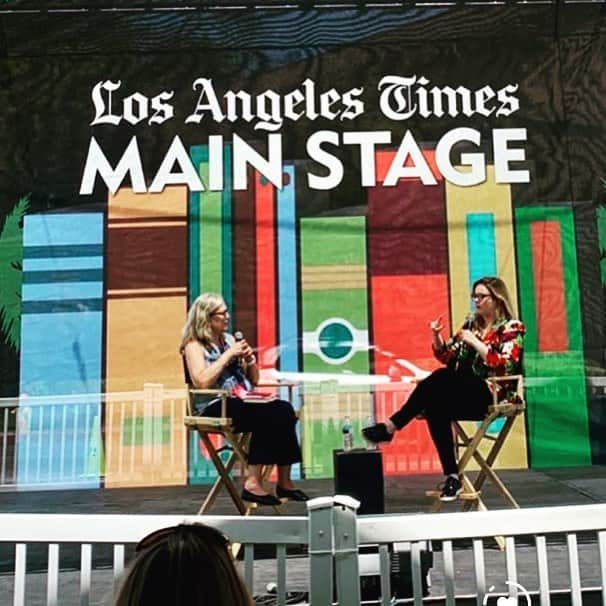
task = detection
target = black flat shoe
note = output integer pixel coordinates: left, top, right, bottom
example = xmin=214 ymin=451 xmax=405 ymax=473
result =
xmin=362 ymin=423 xmax=394 ymax=444
xmin=241 ymin=488 xmax=281 ymax=506
xmin=276 ymin=485 xmax=310 ymax=502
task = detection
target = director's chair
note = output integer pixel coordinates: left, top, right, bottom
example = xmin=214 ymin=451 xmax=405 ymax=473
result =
xmin=183 ymin=382 xmax=297 ymax=517
xmin=427 ymin=374 xmax=526 ymax=520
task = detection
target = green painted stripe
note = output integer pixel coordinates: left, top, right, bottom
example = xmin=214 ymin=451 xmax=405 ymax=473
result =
xmin=222 ymin=143 xmax=233 ymax=310
xmin=515 ymin=206 xmax=591 ymax=467
xmin=189 ymin=146 xmax=204 ymax=302
xmin=300 ymin=216 xmax=369 ymax=373
xmin=598 ymin=206 xmax=606 ymax=287
xmin=122 ymin=416 xmax=171 ymax=446
xmin=300 ymin=217 xmax=368 ymax=266
xmin=514 ymin=210 xmax=538 ymax=351
xmin=198 ymin=147 xmax=223 ymax=294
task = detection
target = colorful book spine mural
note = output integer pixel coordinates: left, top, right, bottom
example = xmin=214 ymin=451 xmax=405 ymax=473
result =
xmin=446 ymin=165 xmax=527 ymax=469
xmin=105 ymin=187 xmax=188 ymax=487
xmin=255 ymin=173 xmax=278 ymax=368
xmin=277 ymin=165 xmax=299 ymax=376
xmin=300 ymin=215 xmax=371 ymax=478
xmin=515 ymin=206 xmax=591 ymax=466
xmin=19 ymin=212 xmax=104 ymax=488
xmin=368 ymin=149 xmax=445 ymax=475
xmin=188 ymin=144 xmax=236 ymax=484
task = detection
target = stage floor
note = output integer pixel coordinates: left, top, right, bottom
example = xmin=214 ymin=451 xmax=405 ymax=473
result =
xmin=1 ymin=465 xmax=605 ymax=516
xmin=1 ymin=466 xmax=605 ymax=605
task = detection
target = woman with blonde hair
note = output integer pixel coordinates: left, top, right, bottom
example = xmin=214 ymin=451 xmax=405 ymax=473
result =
xmin=181 ymin=293 xmax=308 ymax=505
xmin=363 ymin=277 xmax=525 ymax=502
xmin=115 ymin=523 xmax=254 ymax=606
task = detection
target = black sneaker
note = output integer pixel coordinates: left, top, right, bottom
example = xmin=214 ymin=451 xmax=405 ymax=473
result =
xmin=439 ymin=476 xmax=462 ymax=502
xmin=362 ymin=423 xmax=394 ymax=444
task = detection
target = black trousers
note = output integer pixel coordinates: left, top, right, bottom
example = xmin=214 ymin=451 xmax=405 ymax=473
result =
xmin=204 ymin=397 xmax=302 ymax=466
xmin=390 ymin=367 xmax=491 ymax=476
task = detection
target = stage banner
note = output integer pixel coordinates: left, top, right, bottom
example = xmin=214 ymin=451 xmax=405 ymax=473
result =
xmin=1 ymin=4 xmax=605 ymax=490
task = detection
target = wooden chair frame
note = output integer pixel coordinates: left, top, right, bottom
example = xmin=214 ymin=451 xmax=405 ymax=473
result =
xmin=427 ymin=375 xmax=525 ymax=522
xmin=183 ymin=382 xmax=297 ymax=516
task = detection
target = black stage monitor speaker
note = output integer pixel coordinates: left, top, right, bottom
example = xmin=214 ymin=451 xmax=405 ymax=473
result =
xmin=333 ymin=448 xmax=384 ymax=514
xmin=358 ymin=543 xmax=433 ymax=600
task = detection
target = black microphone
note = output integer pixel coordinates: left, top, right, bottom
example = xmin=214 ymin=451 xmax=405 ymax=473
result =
xmin=234 ymin=331 xmax=244 ymax=367
xmin=462 ymin=313 xmax=475 ymax=330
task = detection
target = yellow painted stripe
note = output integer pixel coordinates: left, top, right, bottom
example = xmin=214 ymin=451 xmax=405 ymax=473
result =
xmin=108 ymin=221 xmax=187 ymax=229
xmin=301 ymin=265 xmax=367 ymax=290
xmin=108 ymin=287 xmax=187 ymax=296
xmin=445 ymin=165 xmax=525 ymax=469
xmin=445 ymin=165 xmax=519 ymax=324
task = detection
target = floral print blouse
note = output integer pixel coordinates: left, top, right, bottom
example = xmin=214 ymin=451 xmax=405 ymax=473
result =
xmin=433 ymin=317 xmax=525 ymax=402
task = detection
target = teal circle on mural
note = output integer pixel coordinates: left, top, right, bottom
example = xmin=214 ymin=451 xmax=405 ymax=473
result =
xmin=318 ymin=321 xmax=354 ymax=360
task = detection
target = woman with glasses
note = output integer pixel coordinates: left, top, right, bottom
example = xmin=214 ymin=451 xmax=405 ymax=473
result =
xmin=180 ymin=292 xmax=308 ymax=506
xmin=363 ymin=277 xmax=525 ymax=502
xmin=115 ymin=523 xmax=253 ymax=606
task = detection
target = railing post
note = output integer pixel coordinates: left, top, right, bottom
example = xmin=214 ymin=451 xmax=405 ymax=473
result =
xmin=333 ymin=495 xmax=361 ymax=606
xmin=307 ymin=496 xmax=335 ymax=606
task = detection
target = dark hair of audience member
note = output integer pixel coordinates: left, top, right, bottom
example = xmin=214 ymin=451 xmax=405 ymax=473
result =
xmin=114 ymin=523 xmax=254 ymax=606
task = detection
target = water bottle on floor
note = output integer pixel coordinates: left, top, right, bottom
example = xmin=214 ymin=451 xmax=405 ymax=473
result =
xmin=342 ymin=416 xmax=353 ymax=451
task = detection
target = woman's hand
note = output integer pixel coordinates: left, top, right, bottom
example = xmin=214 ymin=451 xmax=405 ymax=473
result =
xmin=459 ymin=329 xmax=489 ymax=360
xmin=224 ymin=339 xmax=249 ymax=362
xmin=430 ymin=315 xmax=445 ymax=351
xmin=429 ymin=315 xmax=444 ymax=334
xmin=459 ymin=329 xmax=477 ymax=346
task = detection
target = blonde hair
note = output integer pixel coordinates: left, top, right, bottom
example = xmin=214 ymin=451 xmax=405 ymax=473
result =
xmin=179 ymin=293 xmax=226 ymax=353
xmin=471 ymin=276 xmax=515 ymax=327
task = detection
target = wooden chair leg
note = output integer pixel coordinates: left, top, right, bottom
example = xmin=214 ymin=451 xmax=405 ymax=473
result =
xmin=471 ymin=416 xmax=516 ymax=495
xmin=198 ymin=432 xmax=247 ymax=515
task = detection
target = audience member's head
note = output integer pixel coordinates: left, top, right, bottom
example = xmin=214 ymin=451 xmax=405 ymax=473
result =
xmin=115 ymin=523 xmax=253 ymax=606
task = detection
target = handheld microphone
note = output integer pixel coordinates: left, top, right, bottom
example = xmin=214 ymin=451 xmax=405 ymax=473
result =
xmin=462 ymin=313 xmax=475 ymax=330
xmin=234 ymin=331 xmax=244 ymax=367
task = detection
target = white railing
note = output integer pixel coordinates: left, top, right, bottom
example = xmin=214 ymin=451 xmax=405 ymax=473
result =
xmin=0 ymin=383 xmax=425 ymax=489
xmin=1 ymin=501 xmax=605 ymax=606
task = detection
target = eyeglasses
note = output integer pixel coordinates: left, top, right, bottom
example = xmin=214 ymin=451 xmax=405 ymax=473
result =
xmin=471 ymin=293 xmax=492 ymax=302
xmin=211 ymin=308 xmax=229 ymax=317
xmin=136 ymin=524 xmax=230 ymax=554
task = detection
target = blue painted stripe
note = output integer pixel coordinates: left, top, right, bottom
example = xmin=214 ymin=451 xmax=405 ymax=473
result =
xmin=277 ymin=165 xmax=300 ymax=480
xmin=23 ymin=256 xmax=103 ymax=272
xmin=23 ymin=244 xmax=103 ymax=258
xmin=24 ymin=214 xmax=103 ymax=246
xmin=23 ymin=269 xmax=102 ymax=284
xmin=466 ymin=213 xmax=497 ymax=288
xmin=277 ymin=165 xmax=298 ymax=373
xmin=19 ymin=214 xmax=103 ymax=488
xmin=23 ymin=282 xmax=103 ymax=302
xmin=21 ymin=299 xmax=103 ymax=314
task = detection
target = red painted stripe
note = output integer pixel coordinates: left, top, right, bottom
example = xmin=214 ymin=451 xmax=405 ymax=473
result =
xmin=376 ymin=149 xmax=442 ymax=183
xmin=531 ymin=221 xmax=568 ymax=352
xmin=232 ymin=167 xmax=257 ymax=346
xmin=255 ymin=174 xmax=277 ymax=367
xmin=370 ymin=151 xmax=447 ymax=275
xmin=369 ymin=149 xmax=449 ymax=476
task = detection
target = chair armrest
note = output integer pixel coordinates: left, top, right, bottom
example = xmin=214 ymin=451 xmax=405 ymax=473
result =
xmin=486 ymin=375 xmax=525 ymax=409
xmin=187 ymin=388 xmax=229 ymax=418
xmin=256 ymin=380 xmax=299 ymax=402
xmin=257 ymin=380 xmax=299 ymax=388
